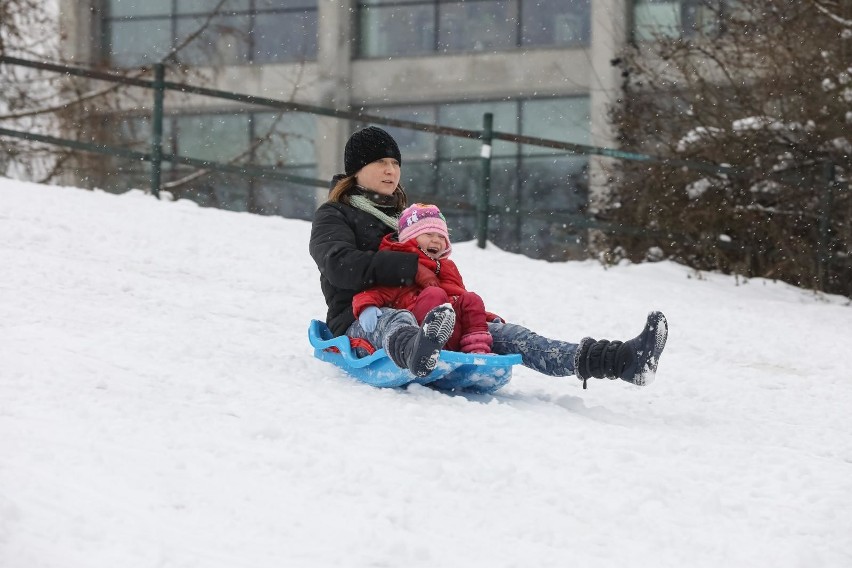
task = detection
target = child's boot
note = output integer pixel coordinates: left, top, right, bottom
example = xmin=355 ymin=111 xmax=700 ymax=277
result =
xmin=573 ymin=311 xmax=668 ymax=387
xmin=386 ymin=304 xmax=456 ymax=377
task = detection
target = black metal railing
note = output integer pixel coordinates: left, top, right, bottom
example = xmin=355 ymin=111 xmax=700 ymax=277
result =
xmin=0 ymin=55 xmax=843 ymax=291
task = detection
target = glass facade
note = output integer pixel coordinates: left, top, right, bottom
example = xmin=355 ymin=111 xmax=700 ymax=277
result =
xmin=109 ymin=110 xmax=317 ymax=219
xmin=108 ymin=97 xmax=588 ymax=253
xmin=102 ymin=0 xmax=318 ymax=67
xmin=93 ymin=1 xmax=597 ymax=258
xmin=357 ymin=0 xmax=591 ymax=57
xmin=633 ymin=0 xmax=726 ymax=40
xmin=362 ymin=96 xmax=590 ymax=259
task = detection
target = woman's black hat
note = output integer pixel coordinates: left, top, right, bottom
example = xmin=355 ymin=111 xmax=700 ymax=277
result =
xmin=344 ymin=126 xmax=402 ymax=176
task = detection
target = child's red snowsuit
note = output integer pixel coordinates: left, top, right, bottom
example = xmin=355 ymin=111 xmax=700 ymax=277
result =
xmin=352 ymin=234 xmax=496 ymax=352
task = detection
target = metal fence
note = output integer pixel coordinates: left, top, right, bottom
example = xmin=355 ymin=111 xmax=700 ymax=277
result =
xmin=0 ymin=55 xmax=844 ymax=293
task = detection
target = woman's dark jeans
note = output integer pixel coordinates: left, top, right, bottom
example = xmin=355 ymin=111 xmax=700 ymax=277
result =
xmin=346 ymin=308 xmax=578 ymax=377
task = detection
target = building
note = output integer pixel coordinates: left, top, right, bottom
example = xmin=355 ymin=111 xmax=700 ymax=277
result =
xmin=59 ymin=0 xmax=726 ymax=259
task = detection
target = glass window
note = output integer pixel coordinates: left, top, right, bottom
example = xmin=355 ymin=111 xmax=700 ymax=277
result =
xmin=520 ymin=155 xmax=587 ymax=212
xmin=175 ymin=114 xmax=250 ymax=162
xmin=522 ymin=0 xmax=590 ymax=47
xmin=162 ymin=169 xmax=250 ymax=211
xmin=364 ymin=97 xmax=590 ymax=257
xmin=359 ymin=4 xmax=435 ymax=57
xmin=682 ymin=1 xmax=723 ymax=35
xmin=211 ymin=172 xmax=251 ymax=211
xmin=437 ymin=1 xmax=517 ymax=53
xmin=108 ymin=0 xmax=172 ymax=18
xmin=357 ymin=0 xmax=590 ymax=58
xmin=488 ymin=156 xmax=521 ymax=209
xmin=253 ymin=112 xmax=316 ymax=166
xmin=117 ymin=115 xmax=175 ymax=154
xmin=108 ymin=19 xmax=173 ymax=67
xmin=521 ymin=97 xmax=590 ymax=156
xmin=400 ymin=162 xmax=438 ymax=201
xmin=633 ymin=0 xmax=722 ymax=40
xmin=367 ymin=97 xmax=588 ymax=190
xmin=103 ymin=0 xmax=318 ymax=67
xmin=108 ymin=111 xmax=319 ymax=216
xmin=176 ymin=0 xmax=250 ymax=14
xmin=437 ymin=101 xmax=517 ymax=159
xmin=256 ymin=0 xmax=318 ymax=8
xmin=358 ymin=0 xmax=423 ymax=4
xmin=253 ymin=166 xmax=318 ymax=220
xmin=253 ymin=10 xmax=318 ymax=63
xmin=174 ymin=15 xmax=251 ymax=65
xmin=634 ymin=0 xmax=682 ymax=40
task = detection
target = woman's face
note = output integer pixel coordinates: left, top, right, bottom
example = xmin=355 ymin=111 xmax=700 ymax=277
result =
xmin=355 ymin=157 xmax=401 ymax=195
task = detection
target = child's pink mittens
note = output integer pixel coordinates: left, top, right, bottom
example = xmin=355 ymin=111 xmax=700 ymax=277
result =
xmin=460 ymin=331 xmax=493 ymax=354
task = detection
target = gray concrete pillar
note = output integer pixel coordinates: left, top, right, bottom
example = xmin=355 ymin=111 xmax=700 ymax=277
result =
xmin=588 ymin=0 xmax=629 ymax=213
xmin=314 ymin=0 xmax=355 ymax=206
xmin=58 ymin=0 xmax=98 ymax=64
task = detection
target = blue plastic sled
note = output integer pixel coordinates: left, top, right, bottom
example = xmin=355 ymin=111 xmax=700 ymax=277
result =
xmin=308 ymin=320 xmax=522 ymax=394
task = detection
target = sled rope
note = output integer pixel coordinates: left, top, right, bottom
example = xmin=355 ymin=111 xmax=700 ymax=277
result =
xmin=325 ymin=336 xmax=376 ymax=357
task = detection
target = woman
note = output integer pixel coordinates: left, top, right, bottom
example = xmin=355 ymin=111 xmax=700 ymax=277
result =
xmin=309 ymin=126 xmax=668 ymax=388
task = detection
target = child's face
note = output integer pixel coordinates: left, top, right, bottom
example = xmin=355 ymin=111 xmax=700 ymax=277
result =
xmin=415 ymin=232 xmax=447 ymax=258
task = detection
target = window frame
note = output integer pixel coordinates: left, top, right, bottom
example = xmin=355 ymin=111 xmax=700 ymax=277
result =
xmin=632 ymin=0 xmax=728 ymax=41
xmin=360 ymin=95 xmax=590 ymax=214
xmin=355 ymin=0 xmax=591 ymax=59
xmin=100 ymin=0 xmax=319 ymax=67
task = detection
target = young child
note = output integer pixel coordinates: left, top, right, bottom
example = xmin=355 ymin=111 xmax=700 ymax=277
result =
xmin=352 ymin=203 xmax=495 ymax=354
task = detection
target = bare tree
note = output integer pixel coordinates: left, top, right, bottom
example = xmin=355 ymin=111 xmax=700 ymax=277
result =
xmin=604 ymin=0 xmax=852 ymax=295
xmin=1 ymin=0 xmax=312 ymax=209
xmin=0 ymin=0 xmax=69 ymax=180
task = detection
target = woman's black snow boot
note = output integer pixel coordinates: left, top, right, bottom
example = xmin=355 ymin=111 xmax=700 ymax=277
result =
xmin=386 ymin=304 xmax=456 ymax=377
xmin=574 ymin=311 xmax=668 ymax=387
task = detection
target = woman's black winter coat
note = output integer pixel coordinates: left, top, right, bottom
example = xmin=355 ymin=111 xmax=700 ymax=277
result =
xmin=309 ymin=201 xmax=418 ymax=336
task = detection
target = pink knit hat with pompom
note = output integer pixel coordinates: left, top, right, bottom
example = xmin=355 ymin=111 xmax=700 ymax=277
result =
xmin=398 ymin=203 xmax=451 ymax=256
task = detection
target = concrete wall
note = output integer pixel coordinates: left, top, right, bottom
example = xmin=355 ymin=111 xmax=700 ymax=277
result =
xmin=350 ymin=49 xmax=592 ymax=104
xmin=589 ymin=0 xmax=629 ymax=213
xmin=58 ymin=0 xmax=99 ymax=64
xmin=58 ymin=1 xmax=629 ymax=208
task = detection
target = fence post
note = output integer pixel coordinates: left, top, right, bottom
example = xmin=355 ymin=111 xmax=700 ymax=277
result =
xmin=818 ymin=160 xmax=835 ymax=291
xmin=476 ymin=112 xmax=494 ymax=249
xmin=150 ymin=63 xmax=165 ymax=199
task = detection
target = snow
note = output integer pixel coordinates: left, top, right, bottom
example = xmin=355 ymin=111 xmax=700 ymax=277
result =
xmin=685 ymin=177 xmax=712 ymax=199
xmin=2 ymin=177 xmax=852 ymax=568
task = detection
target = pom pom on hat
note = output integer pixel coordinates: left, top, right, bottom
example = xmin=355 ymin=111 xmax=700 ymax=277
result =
xmin=398 ymin=203 xmax=451 ymax=256
xmin=344 ymin=126 xmax=402 ymax=176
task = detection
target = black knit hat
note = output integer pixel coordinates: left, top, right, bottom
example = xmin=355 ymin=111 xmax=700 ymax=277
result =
xmin=344 ymin=126 xmax=402 ymax=176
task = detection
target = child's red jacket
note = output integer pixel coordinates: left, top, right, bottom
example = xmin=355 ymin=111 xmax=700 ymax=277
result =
xmin=352 ymin=234 xmax=498 ymax=321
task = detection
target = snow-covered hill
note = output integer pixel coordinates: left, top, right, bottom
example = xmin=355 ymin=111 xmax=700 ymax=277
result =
xmin=2 ymin=177 xmax=851 ymax=568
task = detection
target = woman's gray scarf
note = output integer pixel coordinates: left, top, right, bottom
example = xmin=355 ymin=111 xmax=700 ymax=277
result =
xmin=349 ymin=194 xmax=399 ymax=231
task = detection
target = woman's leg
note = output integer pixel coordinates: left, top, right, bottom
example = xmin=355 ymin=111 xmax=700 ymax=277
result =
xmin=488 ymin=321 xmax=577 ymax=376
xmin=489 ymin=312 xmax=668 ymax=386
xmin=574 ymin=312 xmax=668 ymax=386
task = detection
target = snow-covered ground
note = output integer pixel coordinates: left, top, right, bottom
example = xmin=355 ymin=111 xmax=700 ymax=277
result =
xmin=2 ymin=177 xmax=851 ymax=568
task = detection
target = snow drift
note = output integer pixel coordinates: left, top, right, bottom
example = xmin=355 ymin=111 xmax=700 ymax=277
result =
xmin=1 ymin=178 xmax=851 ymax=568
